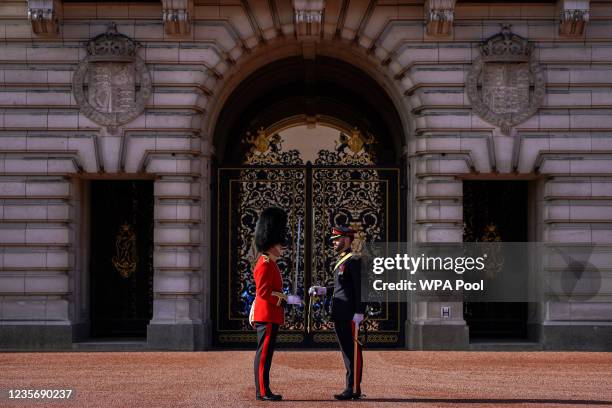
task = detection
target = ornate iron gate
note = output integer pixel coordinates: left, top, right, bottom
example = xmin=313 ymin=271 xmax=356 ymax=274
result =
xmin=212 ymin=128 xmax=405 ymax=347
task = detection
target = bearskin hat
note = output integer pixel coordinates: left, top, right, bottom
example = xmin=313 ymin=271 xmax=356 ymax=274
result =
xmin=254 ymin=207 xmax=288 ymax=252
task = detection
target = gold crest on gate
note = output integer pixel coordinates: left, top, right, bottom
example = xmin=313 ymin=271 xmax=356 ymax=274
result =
xmin=112 ymin=223 xmax=138 ymax=278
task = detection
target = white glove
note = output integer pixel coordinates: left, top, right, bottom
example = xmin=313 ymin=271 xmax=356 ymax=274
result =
xmin=308 ymin=286 xmax=326 ymax=296
xmin=353 ymin=313 xmax=364 ymax=328
xmin=249 ymin=299 xmax=256 ymax=327
xmin=287 ymin=295 xmax=302 ymax=305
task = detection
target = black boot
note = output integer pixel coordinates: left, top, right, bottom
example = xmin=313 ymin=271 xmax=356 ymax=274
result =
xmin=352 ymin=390 xmax=364 ymax=400
xmin=333 ymin=389 xmax=354 ymax=400
xmin=256 ymin=391 xmax=283 ymax=401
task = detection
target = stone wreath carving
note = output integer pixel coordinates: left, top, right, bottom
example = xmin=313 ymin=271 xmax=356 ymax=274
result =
xmin=467 ymin=25 xmax=545 ymax=134
xmin=72 ymin=23 xmax=152 ymax=132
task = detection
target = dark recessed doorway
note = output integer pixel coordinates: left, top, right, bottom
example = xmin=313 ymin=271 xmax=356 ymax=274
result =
xmin=463 ymin=180 xmax=529 ymax=340
xmin=90 ymin=180 xmax=154 ymax=338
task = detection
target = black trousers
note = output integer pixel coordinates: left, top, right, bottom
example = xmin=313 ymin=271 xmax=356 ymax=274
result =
xmin=254 ymin=322 xmax=279 ymax=397
xmin=333 ymin=319 xmax=363 ymax=393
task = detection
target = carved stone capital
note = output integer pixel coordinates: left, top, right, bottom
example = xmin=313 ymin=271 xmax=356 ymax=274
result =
xmin=558 ymin=0 xmax=590 ymax=36
xmin=27 ymin=0 xmax=61 ymax=36
xmin=162 ymin=0 xmax=193 ymax=36
xmin=293 ymin=0 xmax=325 ymax=39
xmin=424 ymin=0 xmax=456 ymax=37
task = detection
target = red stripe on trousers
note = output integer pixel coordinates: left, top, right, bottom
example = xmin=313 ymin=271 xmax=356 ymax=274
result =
xmin=259 ymin=323 xmax=271 ymax=396
xmin=352 ymin=321 xmax=361 ymax=393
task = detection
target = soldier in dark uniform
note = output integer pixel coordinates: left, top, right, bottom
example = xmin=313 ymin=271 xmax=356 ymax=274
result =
xmin=250 ymin=207 xmax=301 ymax=401
xmin=309 ymin=226 xmax=365 ymax=400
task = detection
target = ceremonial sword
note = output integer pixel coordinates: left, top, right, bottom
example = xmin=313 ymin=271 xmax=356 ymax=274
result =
xmin=294 ymin=216 xmax=302 ymax=296
xmin=288 ymin=216 xmax=303 ymax=323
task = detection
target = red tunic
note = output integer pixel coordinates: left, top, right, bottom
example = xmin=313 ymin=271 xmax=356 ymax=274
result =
xmin=251 ymin=254 xmax=286 ymax=325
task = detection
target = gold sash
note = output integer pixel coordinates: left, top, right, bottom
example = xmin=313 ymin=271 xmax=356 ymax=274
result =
xmin=334 ymin=252 xmax=353 ymax=271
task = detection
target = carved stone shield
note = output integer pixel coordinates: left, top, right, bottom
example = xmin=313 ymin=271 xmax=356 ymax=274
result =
xmin=467 ymin=26 xmax=545 ymax=134
xmin=73 ymin=23 xmax=151 ymax=131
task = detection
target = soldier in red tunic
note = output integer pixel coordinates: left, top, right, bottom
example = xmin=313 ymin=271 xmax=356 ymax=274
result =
xmin=249 ymin=207 xmax=301 ymax=401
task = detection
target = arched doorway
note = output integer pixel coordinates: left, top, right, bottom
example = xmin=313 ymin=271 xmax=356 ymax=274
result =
xmin=211 ymin=56 xmax=407 ymax=348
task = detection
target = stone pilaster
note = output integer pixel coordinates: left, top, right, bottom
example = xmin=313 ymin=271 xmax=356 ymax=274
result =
xmin=146 ymin=144 xmax=205 ymax=350
xmin=406 ymin=150 xmax=469 ymax=350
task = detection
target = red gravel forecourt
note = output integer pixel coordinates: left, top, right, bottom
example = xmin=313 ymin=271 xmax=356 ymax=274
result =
xmin=1 ymin=350 xmax=611 ymax=408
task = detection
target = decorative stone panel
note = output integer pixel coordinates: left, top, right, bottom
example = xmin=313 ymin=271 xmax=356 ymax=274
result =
xmin=72 ymin=23 xmax=152 ymax=133
xmin=466 ymin=25 xmax=545 ymax=135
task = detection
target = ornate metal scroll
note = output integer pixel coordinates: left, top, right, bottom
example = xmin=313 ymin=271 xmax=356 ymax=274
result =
xmin=243 ymin=127 xmax=303 ymax=165
xmin=309 ymin=167 xmax=386 ymax=333
xmin=216 ymin=124 xmax=403 ymax=346
xmin=467 ymin=25 xmax=545 ymax=135
xmin=463 ymin=184 xmax=505 ymax=279
xmin=232 ymin=168 xmax=306 ymax=331
xmin=315 ymin=127 xmax=376 ymax=165
xmin=112 ymin=222 xmax=138 ymax=278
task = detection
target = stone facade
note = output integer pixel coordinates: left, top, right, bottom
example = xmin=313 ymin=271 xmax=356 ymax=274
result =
xmin=0 ymin=0 xmax=611 ymax=351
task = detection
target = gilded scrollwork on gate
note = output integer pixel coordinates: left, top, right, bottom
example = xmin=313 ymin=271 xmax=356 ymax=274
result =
xmin=243 ymin=127 xmax=303 ymax=165
xmin=233 ymin=168 xmax=306 ymax=330
xmin=463 ymin=184 xmax=506 ymax=280
xmin=222 ymin=123 xmax=399 ymax=343
xmin=112 ymin=222 xmax=138 ymax=278
xmin=315 ymin=127 xmax=376 ymax=165
xmin=309 ymin=167 xmax=386 ymax=332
